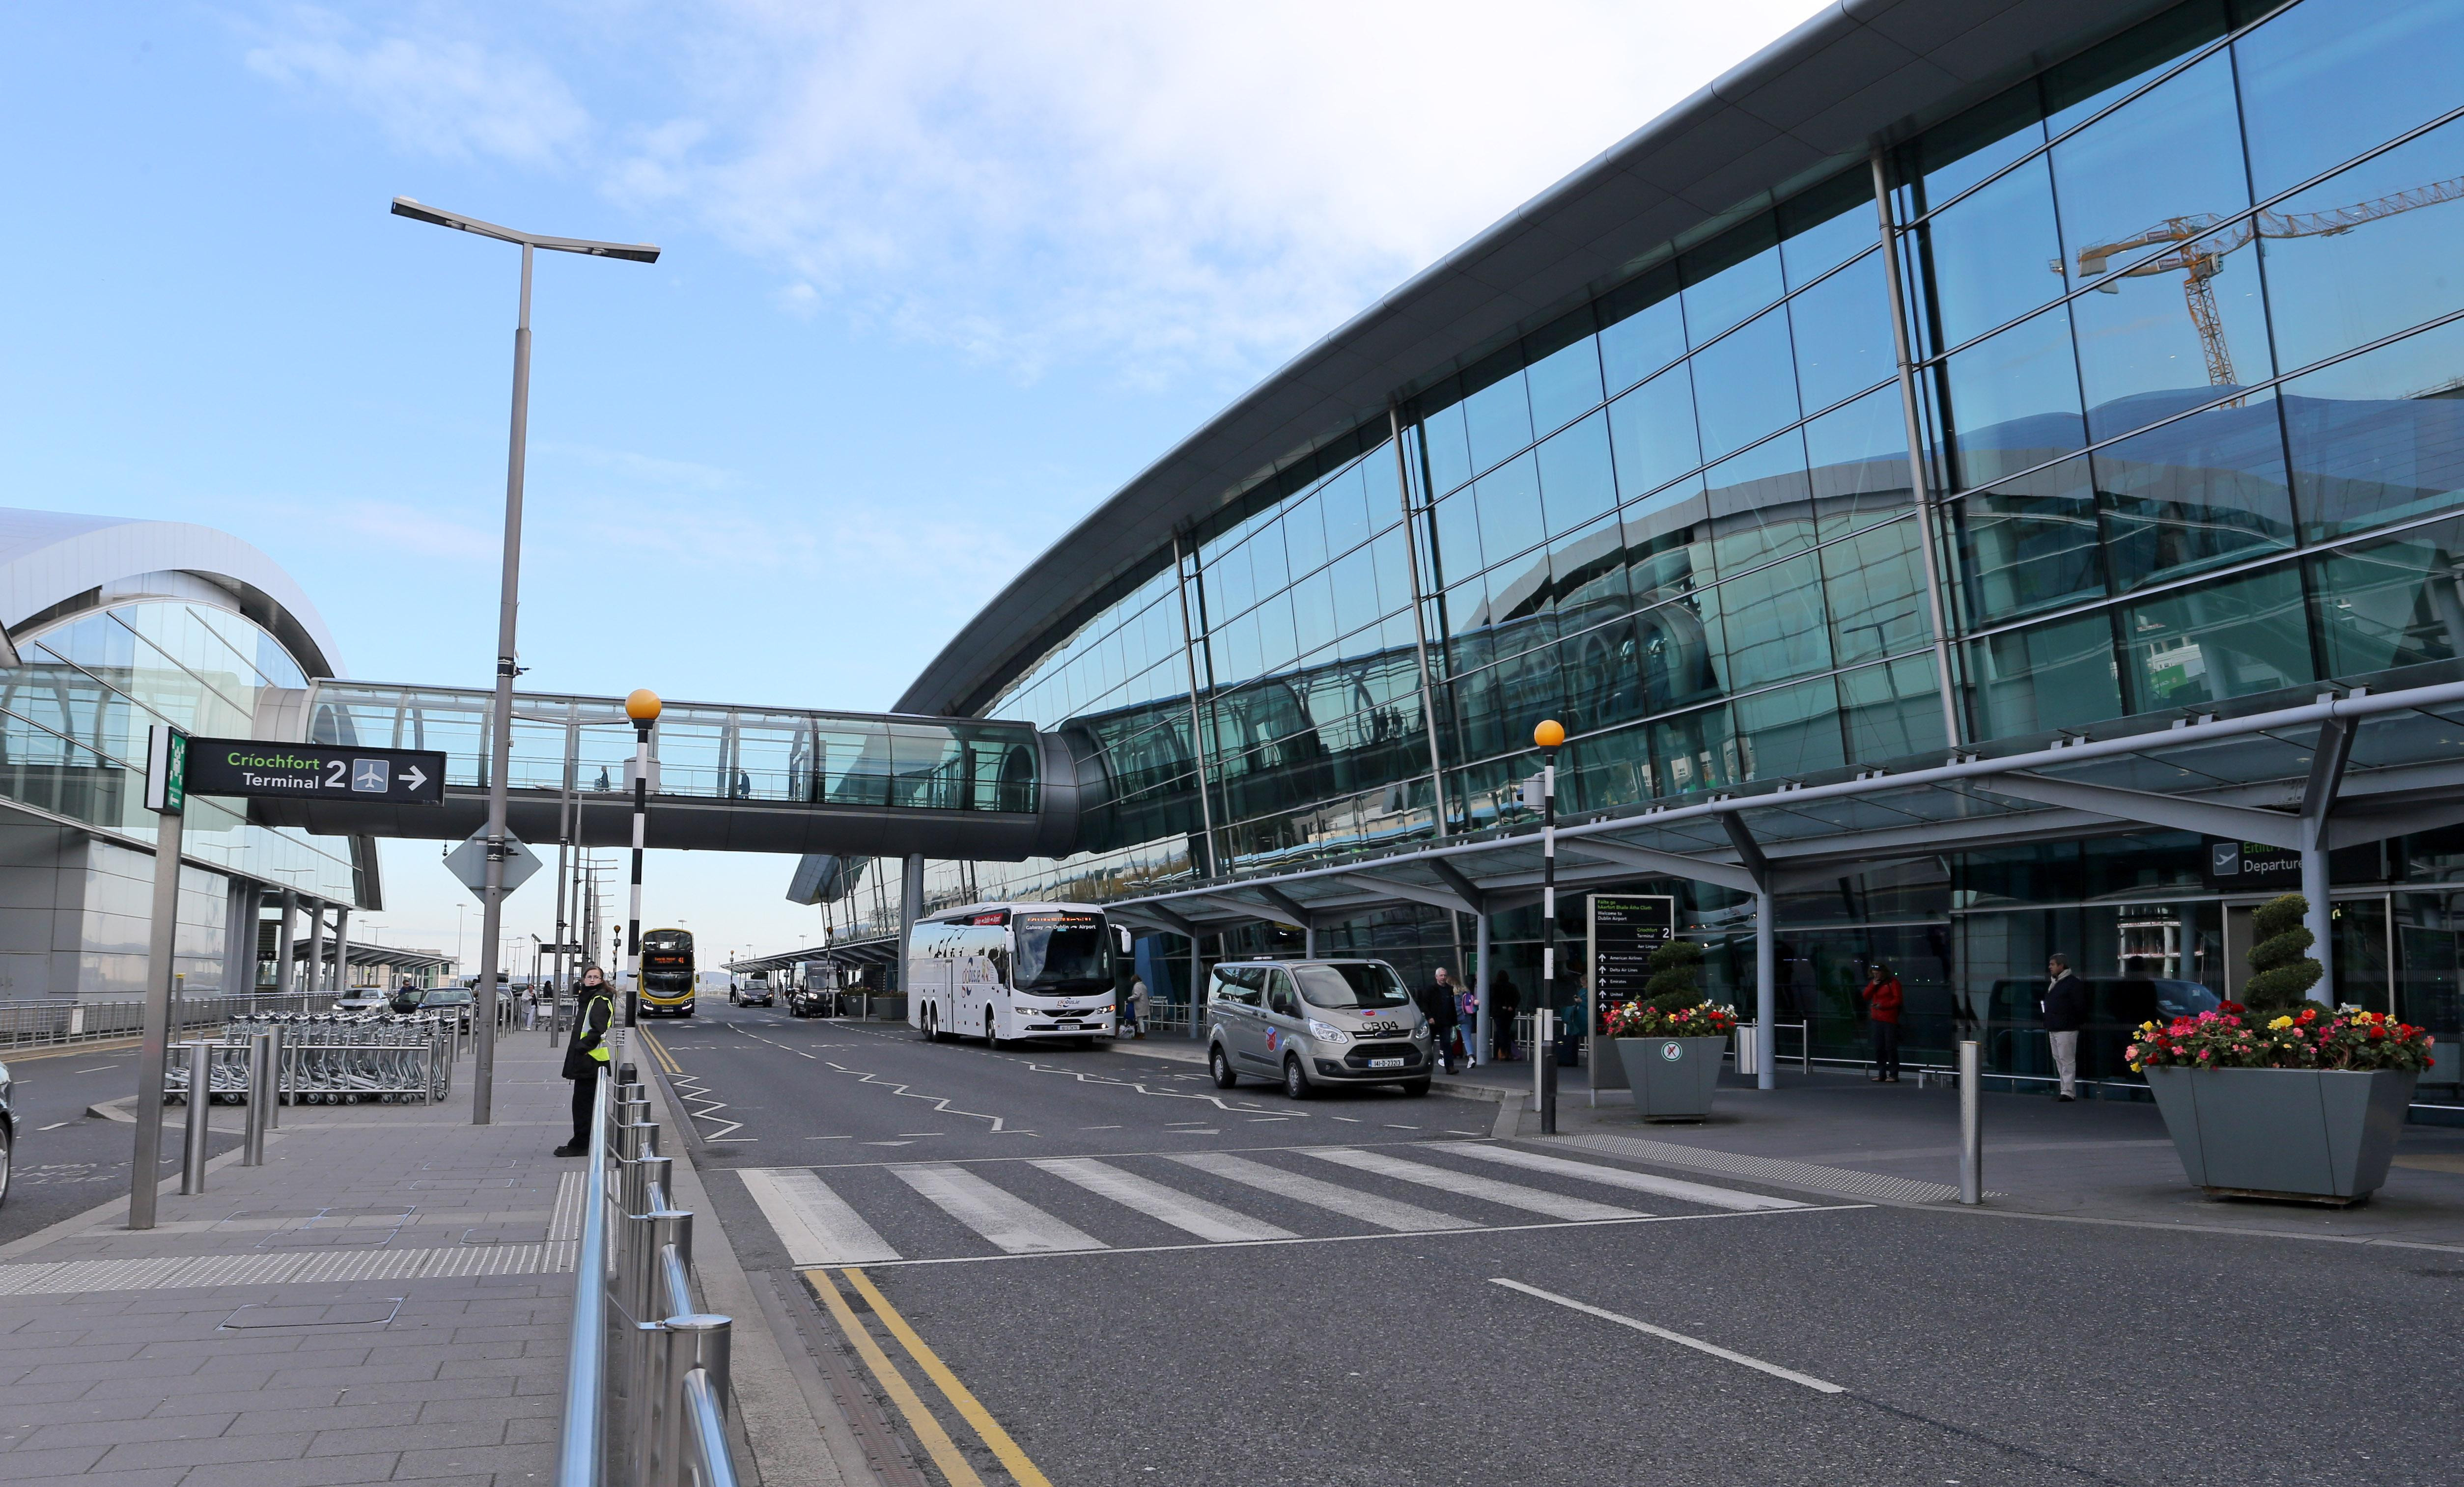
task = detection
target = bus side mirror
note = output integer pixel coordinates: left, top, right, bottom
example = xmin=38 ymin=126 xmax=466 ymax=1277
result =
xmin=1117 ymin=927 xmax=1133 ymax=954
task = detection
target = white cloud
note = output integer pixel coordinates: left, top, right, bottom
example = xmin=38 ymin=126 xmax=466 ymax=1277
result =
xmin=243 ymin=5 xmax=590 ymax=167
xmin=239 ymin=0 xmax=1823 ymax=382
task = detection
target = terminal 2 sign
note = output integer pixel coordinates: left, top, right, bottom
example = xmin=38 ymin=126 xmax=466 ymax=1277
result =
xmin=183 ymin=738 xmax=448 ymax=806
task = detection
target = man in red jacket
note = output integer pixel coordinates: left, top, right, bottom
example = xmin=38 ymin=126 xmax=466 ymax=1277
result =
xmin=1860 ymin=964 xmax=1903 ymax=1084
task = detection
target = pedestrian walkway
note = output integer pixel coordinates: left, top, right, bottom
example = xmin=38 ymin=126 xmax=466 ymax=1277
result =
xmin=1105 ymin=1040 xmax=2464 ymax=1248
xmin=731 ymin=1138 xmax=1820 ymax=1267
xmin=0 ymin=1043 xmax=585 ymax=1485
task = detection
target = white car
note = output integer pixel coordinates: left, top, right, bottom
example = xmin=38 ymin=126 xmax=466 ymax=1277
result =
xmin=332 ymin=992 xmax=389 ymax=1014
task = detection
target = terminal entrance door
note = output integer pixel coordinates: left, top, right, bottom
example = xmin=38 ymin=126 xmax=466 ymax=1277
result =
xmin=2220 ymin=895 xmax=2391 ymax=1012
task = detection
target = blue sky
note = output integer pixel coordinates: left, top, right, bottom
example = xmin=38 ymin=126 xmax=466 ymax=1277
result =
xmin=2 ymin=1 xmax=1815 ymax=965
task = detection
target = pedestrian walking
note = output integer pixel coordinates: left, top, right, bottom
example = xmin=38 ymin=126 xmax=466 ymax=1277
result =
xmin=555 ymin=967 xmax=616 ymax=1157
xmin=519 ymin=986 xmax=537 ymax=1031
xmin=2042 ymin=952 xmax=2088 ymax=1101
xmin=1124 ymin=976 xmax=1148 ymax=1038
xmin=1860 ymin=963 xmax=1903 ymax=1083
xmin=1457 ymin=982 xmax=1480 ymax=1068
xmin=1416 ymin=967 xmax=1462 ymax=1073
xmin=1492 ymin=973 xmax=1522 ymax=1061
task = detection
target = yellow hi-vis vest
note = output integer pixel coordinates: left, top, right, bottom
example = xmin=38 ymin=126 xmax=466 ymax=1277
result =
xmin=583 ymin=992 xmax=615 ymax=1061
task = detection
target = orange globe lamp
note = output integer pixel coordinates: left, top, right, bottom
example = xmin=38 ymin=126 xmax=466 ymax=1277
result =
xmin=625 ymin=688 xmax=663 ymax=724
xmin=1533 ymin=718 xmax=1566 ymax=749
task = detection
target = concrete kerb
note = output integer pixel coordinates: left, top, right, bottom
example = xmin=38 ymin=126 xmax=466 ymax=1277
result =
xmin=0 ymin=1126 xmax=263 ymax=1264
xmin=634 ymin=1042 xmax=867 ymax=1487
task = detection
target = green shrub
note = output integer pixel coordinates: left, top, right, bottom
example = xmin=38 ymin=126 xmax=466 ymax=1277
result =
xmin=1644 ymin=937 xmax=1705 ymax=1015
xmin=2244 ymin=892 xmax=2323 ymax=1012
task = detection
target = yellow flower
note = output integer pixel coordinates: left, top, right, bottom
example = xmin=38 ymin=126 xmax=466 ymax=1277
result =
xmin=2269 ymin=1016 xmax=2294 ymax=1030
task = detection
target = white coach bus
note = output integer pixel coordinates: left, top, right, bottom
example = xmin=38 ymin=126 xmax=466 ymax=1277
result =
xmin=907 ymin=903 xmax=1121 ymax=1047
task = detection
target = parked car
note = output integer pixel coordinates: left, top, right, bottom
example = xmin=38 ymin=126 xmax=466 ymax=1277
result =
xmin=332 ymin=991 xmax=389 ymax=1014
xmin=786 ymin=985 xmax=833 ymax=1018
xmin=730 ymin=974 xmax=776 ymax=1008
xmin=393 ymin=986 xmax=476 ymax=1029
xmin=1206 ymin=958 xmax=1433 ymax=1098
xmin=1984 ymin=976 xmax=2221 ymax=1087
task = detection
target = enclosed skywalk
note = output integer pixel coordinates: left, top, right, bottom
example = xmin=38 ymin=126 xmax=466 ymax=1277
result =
xmin=242 ymin=681 xmax=1091 ymax=859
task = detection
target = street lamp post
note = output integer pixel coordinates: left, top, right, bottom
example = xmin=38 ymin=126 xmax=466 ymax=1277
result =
xmin=391 ymin=197 xmax=657 ymax=1126
xmin=1535 ymin=718 xmax=1565 ymax=1136
xmin=623 ymin=690 xmax=661 ymax=1029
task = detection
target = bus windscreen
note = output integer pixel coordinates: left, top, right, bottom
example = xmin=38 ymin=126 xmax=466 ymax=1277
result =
xmin=1012 ymin=913 xmax=1111 ymax=992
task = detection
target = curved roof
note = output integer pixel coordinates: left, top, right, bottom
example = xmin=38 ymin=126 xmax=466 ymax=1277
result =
xmin=0 ymin=508 xmax=345 ymax=677
xmin=900 ymin=0 xmax=2167 ymax=718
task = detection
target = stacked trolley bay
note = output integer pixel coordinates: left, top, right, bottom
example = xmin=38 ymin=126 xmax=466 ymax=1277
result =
xmin=166 ymin=1010 xmax=462 ymax=1108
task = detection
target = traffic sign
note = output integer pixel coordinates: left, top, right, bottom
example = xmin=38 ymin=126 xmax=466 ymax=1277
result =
xmin=184 ymin=738 xmax=448 ymax=806
xmin=444 ymin=828 xmax=543 ymax=902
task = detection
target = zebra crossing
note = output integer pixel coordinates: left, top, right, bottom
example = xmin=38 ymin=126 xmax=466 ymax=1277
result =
xmin=737 ymin=1141 xmax=1815 ymax=1267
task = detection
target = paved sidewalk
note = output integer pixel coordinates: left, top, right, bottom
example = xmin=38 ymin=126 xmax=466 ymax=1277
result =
xmin=0 ymin=1037 xmax=583 ymax=1486
xmin=1107 ymin=1036 xmax=2464 ymax=1249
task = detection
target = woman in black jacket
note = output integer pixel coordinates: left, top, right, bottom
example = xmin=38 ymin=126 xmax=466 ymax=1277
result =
xmin=555 ymin=967 xmax=616 ymax=1157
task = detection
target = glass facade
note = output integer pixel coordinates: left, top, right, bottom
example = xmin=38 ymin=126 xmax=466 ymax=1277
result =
xmin=893 ymin=0 xmax=2464 ymax=1092
xmin=0 ymin=598 xmax=358 ymax=902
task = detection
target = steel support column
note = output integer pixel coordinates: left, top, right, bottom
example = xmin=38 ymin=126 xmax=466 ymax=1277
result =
xmin=1169 ymin=532 xmax=1221 ymax=878
xmin=274 ymin=889 xmax=297 ymax=996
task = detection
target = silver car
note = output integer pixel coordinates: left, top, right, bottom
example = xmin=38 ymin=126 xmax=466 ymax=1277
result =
xmin=1206 ymin=958 xmax=1433 ymax=1099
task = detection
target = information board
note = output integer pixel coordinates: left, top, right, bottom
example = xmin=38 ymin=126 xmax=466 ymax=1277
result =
xmin=185 ymin=739 xmax=448 ymax=806
xmin=1587 ymin=894 xmax=1676 ymax=1094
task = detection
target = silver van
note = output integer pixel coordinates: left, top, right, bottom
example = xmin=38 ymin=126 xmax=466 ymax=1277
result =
xmin=1206 ymin=959 xmax=1433 ymax=1099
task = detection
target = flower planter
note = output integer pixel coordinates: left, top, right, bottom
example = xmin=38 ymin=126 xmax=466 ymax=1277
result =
xmin=2143 ymin=1066 xmax=2418 ymax=1206
xmin=1617 ymin=1035 xmax=1727 ymax=1122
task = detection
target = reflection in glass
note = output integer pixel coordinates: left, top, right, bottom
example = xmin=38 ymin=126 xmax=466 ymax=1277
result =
xmin=1525 ymin=312 xmax=1605 ymax=435
xmin=1919 ymin=155 xmax=2065 ymax=352
xmin=2309 ymin=516 xmax=2464 ymax=679
xmin=1706 ymin=551 xmax=1831 ymax=692
xmin=1690 ymin=307 xmax=1800 ymax=461
xmin=2041 ymin=0 xmax=2226 ymax=139
xmin=1941 ymin=304 xmax=2086 ymax=490
xmin=1475 ymin=452 xmax=1546 ymax=572
xmin=1432 ymin=488 xmax=1484 ymax=587
xmin=2117 ymin=563 xmax=2313 ymax=712
xmin=1840 ymin=656 xmax=1948 ymax=763
xmin=2259 ymin=116 xmax=2464 ymax=375
xmin=1462 ymin=349 xmax=1534 ymax=475
xmin=1535 ymin=411 xmax=1617 ymax=537
xmin=1596 ymin=265 xmax=1686 ymax=399
xmin=1649 ymin=704 xmax=1736 ymax=798
xmin=1681 ymin=215 xmax=1784 ymax=343
xmin=1780 ymin=168 xmax=1879 ymax=290
xmin=1804 ymin=387 xmax=1913 ymax=540
xmin=1622 ymin=492 xmax=1713 ymax=609
xmin=1704 ymin=433 xmax=1815 ymax=573
xmin=1823 ymin=518 xmax=1931 ymax=665
xmin=1735 ymin=677 xmax=1845 ymax=780
xmin=1966 ymin=611 xmax=2124 ymax=739
xmin=1319 ymin=462 xmax=1374 ymax=560
xmin=1788 ymin=249 xmax=1895 ymax=414
xmin=2050 ymin=53 xmax=2248 ymax=303
xmin=1948 ymin=457 xmax=2103 ymax=628
xmin=1916 ymin=83 xmax=2047 ymax=214
xmin=1607 ymin=365 xmax=1701 ymax=502
xmin=1420 ymin=388 xmax=1474 ymax=496
xmin=2236 ymin=0 xmax=2464 ymax=200
xmin=2094 ymin=393 xmax=2295 ymax=591
xmin=2282 ymin=317 xmax=2464 ymax=540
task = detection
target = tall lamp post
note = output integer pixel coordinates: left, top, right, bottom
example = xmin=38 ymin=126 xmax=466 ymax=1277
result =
xmin=390 ymin=197 xmax=658 ymax=1125
xmin=624 ymin=690 xmax=661 ymax=1029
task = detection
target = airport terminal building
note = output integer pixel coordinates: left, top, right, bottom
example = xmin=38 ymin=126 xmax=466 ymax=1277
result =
xmin=852 ymin=0 xmax=2464 ymax=1090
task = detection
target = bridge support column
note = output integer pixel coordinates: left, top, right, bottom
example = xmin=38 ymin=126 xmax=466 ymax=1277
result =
xmin=897 ymin=855 xmax=923 ymax=1011
xmin=303 ymin=902 xmax=326 ymax=999
xmin=275 ymin=890 xmax=297 ymax=996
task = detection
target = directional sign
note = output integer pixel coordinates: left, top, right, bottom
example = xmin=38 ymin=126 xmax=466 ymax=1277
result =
xmin=184 ymin=738 xmax=448 ymax=806
xmin=443 ymin=828 xmax=543 ymax=903
xmin=144 ymin=725 xmax=188 ymax=815
xmin=1588 ymin=893 xmax=1677 ymax=1094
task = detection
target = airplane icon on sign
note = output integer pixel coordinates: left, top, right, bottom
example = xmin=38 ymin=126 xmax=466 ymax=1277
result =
xmin=352 ymin=759 xmax=390 ymax=793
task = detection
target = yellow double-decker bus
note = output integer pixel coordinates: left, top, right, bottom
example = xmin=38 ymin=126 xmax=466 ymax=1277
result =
xmin=640 ymin=928 xmax=696 ymax=1017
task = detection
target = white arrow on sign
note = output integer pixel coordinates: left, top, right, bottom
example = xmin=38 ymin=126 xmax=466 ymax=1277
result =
xmin=443 ymin=828 xmax=542 ymax=903
xmin=402 ymin=765 xmax=427 ymax=792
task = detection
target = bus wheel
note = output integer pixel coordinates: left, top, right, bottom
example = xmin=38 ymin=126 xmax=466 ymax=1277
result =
xmin=984 ymin=1010 xmax=1003 ymax=1049
xmin=916 ymin=1008 xmax=934 ymax=1041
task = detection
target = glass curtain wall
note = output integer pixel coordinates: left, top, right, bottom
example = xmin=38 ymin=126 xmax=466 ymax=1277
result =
xmin=938 ymin=0 xmax=2464 ymax=981
xmin=0 ymin=599 xmax=359 ymax=900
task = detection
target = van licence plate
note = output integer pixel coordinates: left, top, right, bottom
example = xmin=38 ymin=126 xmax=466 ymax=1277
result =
xmin=1368 ymin=1057 xmax=1405 ymax=1069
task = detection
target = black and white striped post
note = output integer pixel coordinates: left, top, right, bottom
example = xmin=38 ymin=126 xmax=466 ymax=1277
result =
xmin=1535 ymin=718 xmax=1564 ymax=1136
xmin=623 ymin=689 xmax=661 ymax=1031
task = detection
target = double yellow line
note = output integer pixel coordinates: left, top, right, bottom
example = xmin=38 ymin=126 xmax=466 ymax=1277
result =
xmin=805 ymin=1267 xmax=1053 ymax=1487
xmin=637 ymin=1027 xmax=683 ymax=1075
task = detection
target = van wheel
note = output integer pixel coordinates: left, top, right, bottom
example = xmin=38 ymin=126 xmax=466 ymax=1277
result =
xmin=1283 ymin=1057 xmax=1313 ymax=1101
xmin=1210 ymin=1047 xmax=1238 ymax=1089
xmin=1400 ymin=1078 xmax=1431 ymax=1097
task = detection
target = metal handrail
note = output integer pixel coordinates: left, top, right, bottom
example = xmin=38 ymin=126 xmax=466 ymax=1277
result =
xmin=681 ymin=1368 xmax=740 ymax=1487
xmin=558 ymin=1072 xmax=610 ymax=1487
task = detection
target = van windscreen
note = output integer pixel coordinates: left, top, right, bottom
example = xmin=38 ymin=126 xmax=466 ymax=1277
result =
xmin=1293 ymin=963 xmax=1410 ymax=1010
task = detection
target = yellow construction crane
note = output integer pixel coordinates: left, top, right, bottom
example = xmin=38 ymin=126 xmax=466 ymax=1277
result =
xmin=2066 ymin=172 xmax=2464 ymax=389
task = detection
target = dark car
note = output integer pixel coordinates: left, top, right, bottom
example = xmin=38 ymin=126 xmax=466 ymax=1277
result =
xmin=1985 ymin=976 xmax=2221 ymax=1086
xmin=785 ymin=986 xmax=832 ymax=1019
xmin=729 ymin=975 xmax=776 ymax=1008
xmin=393 ymin=986 xmax=476 ymax=1029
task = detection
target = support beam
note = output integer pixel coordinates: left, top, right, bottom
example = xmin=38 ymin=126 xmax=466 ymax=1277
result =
xmin=1252 ymin=885 xmax=1314 ymax=931
xmin=1975 ymin=772 xmax=2304 ymax=850
xmin=1755 ymin=886 xmax=1775 ymax=1092
xmin=1474 ymin=907 xmax=1491 ymax=1066
xmin=1559 ymin=839 xmax=1758 ymax=895
xmin=2300 ymin=718 xmax=2354 ymax=1004
xmin=1428 ymin=858 xmax=1487 ymax=915
xmin=1337 ymin=872 xmax=1478 ymax=917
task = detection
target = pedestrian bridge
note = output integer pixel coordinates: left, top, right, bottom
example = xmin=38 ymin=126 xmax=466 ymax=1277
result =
xmin=245 ymin=681 xmax=1090 ymax=859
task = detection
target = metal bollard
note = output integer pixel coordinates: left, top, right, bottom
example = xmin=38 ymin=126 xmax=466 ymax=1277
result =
xmin=622 ymin=1154 xmax=672 ymax=1219
xmin=1536 ymin=1008 xmax=1558 ymax=1135
xmin=180 ymin=1042 xmax=213 ymax=1195
xmin=240 ymin=1031 xmax=273 ymax=1166
xmin=266 ymin=1024 xmax=284 ymax=1129
xmin=657 ymin=1313 xmax=731 ymax=1487
xmin=1958 ymin=1039 xmax=1983 ymax=1206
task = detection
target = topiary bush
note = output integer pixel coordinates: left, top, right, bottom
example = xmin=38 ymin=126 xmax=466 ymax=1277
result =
xmin=2243 ymin=892 xmax=2323 ymax=1013
xmin=1644 ymin=937 xmax=1706 ymax=1015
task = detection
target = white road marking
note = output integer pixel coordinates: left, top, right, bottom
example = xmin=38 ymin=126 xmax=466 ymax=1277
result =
xmin=738 ymin=1169 xmax=902 ymax=1266
xmin=35 ymin=1122 xmax=71 ymax=1131
xmin=1165 ymin=1129 xmax=1220 ymax=1135
xmin=1031 ymin=1157 xmax=1296 ymax=1242
xmin=1489 ymin=1278 xmax=1844 ymax=1393
xmin=893 ymin=1164 xmax=1108 ymax=1254
xmin=74 ymin=1066 xmax=116 ymax=1074
xmin=1167 ymin=1152 xmax=1477 ymax=1232
xmin=1300 ymin=1147 xmax=1640 ymax=1222
xmin=1452 ymin=1144 xmax=1806 ymax=1212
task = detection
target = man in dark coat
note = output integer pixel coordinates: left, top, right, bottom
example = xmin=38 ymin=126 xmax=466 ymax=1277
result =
xmin=2041 ymin=952 xmax=2089 ymax=1102
xmin=555 ymin=966 xmax=616 ymax=1157
xmin=1416 ymin=967 xmax=1463 ymax=1072
xmin=1491 ymin=974 xmax=1522 ymax=1061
